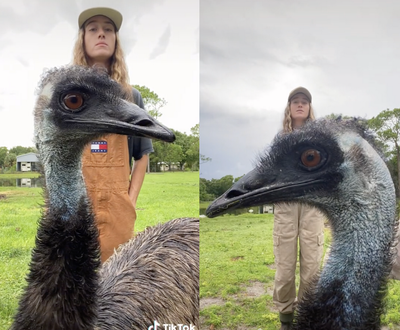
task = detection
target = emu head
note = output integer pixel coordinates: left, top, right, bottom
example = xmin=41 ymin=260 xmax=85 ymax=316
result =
xmin=206 ymin=118 xmax=395 ymax=228
xmin=33 ymin=65 xmax=175 ymax=152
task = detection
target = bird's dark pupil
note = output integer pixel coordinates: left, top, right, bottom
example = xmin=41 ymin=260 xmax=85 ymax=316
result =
xmin=70 ymin=96 xmax=78 ymax=103
xmin=307 ymin=154 xmax=314 ymax=161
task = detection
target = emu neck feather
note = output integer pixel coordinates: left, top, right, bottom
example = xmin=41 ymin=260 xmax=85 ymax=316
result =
xmin=41 ymin=145 xmax=88 ymax=220
xmin=10 ymin=144 xmax=100 ymax=329
xmin=295 ymin=135 xmax=396 ymax=330
xmin=295 ymin=203 xmax=395 ymax=329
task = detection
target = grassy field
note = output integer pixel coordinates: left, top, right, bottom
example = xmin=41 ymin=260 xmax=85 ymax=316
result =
xmin=200 ymin=213 xmax=400 ymax=330
xmin=0 ymin=171 xmax=198 ymax=329
xmin=0 ymin=173 xmax=41 ymax=179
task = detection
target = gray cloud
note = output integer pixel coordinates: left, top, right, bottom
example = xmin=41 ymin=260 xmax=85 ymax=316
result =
xmin=200 ymin=0 xmax=400 ymax=179
xmin=200 ymin=98 xmax=282 ymax=179
xmin=0 ymin=0 xmax=164 ymax=49
xmin=287 ymin=55 xmax=331 ymax=68
xmin=149 ymin=25 xmax=171 ymax=60
xmin=0 ymin=1 xmax=79 ymax=35
xmin=16 ymin=56 xmax=29 ymax=67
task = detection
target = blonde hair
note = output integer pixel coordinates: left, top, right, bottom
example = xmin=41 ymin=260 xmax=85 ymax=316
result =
xmin=72 ymin=27 xmax=133 ymax=102
xmin=282 ymin=101 xmax=316 ymax=133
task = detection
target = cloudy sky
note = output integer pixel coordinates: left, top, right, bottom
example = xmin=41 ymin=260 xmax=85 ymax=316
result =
xmin=0 ymin=0 xmax=198 ymax=149
xmin=200 ymin=0 xmax=400 ymax=180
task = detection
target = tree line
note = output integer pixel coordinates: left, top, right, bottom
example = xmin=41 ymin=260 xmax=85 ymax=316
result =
xmin=200 ymin=108 xmax=400 ymax=201
xmin=150 ymin=124 xmax=199 ymax=172
xmin=0 ymin=146 xmax=36 ymax=170
xmin=0 ymin=126 xmax=198 ymax=173
xmin=200 ymin=175 xmax=244 ymax=202
xmin=134 ymin=85 xmax=199 ymax=172
xmin=368 ymin=108 xmax=400 ymax=197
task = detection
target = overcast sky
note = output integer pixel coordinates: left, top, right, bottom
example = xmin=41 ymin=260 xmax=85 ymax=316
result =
xmin=0 ymin=0 xmax=198 ymax=149
xmin=200 ymin=0 xmax=400 ymax=180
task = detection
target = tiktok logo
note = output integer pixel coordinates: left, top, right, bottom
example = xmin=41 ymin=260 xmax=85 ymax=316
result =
xmin=148 ymin=320 xmax=161 ymax=330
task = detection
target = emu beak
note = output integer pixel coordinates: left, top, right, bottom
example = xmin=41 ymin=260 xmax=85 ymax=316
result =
xmin=65 ymin=100 xmax=175 ymax=143
xmin=205 ymin=168 xmax=316 ymax=218
xmin=206 ymin=168 xmax=268 ymax=218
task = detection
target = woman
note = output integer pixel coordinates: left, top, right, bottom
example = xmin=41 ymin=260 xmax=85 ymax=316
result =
xmin=273 ymin=87 xmax=325 ymax=330
xmin=73 ymin=7 xmax=153 ymax=262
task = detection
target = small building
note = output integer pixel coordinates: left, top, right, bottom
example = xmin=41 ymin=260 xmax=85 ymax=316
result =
xmin=157 ymin=162 xmax=181 ymax=172
xmin=16 ymin=153 xmax=40 ymax=172
xmin=261 ymin=204 xmax=274 ymax=214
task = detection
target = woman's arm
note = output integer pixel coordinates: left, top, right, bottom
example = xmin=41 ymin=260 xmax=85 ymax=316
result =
xmin=128 ymin=154 xmax=149 ymax=208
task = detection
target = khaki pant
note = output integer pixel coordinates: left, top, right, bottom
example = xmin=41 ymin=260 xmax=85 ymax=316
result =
xmin=273 ymin=203 xmax=324 ymax=314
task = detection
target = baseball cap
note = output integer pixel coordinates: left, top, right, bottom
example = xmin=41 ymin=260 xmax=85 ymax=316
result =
xmin=78 ymin=7 xmax=123 ymax=31
xmin=288 ymin=87 xmax=312 ymax=103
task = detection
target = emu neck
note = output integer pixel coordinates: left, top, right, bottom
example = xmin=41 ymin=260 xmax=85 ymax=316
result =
xmin=323 ymin=201 xmax=394 ymax=320
xmin=42 ymin=144 xmax=87 ymax=219
xmin=11 ymin=142 xmax=99 ymax=329
xmin=296 ymin=149 xmax=397 ymax=329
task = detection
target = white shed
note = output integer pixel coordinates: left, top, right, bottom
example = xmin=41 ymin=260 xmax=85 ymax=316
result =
xmin=16 ymin=153 xmax=40 ymax=172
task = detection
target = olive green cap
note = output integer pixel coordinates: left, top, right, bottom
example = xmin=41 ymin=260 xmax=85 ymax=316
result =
xmin=288 ymin=87 xmax=312 ymax=103
xmin=79 ymin=7 xmax=123 ymax=31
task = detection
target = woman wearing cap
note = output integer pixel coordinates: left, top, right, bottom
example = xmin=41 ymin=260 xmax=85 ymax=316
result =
xmin=73 ymin=7 xmax=153 ymax=263
xmin=273 ymin=87 xmax=325 ymax=330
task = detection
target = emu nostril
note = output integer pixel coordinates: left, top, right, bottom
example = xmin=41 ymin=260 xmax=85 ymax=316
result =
xmin=226 ymin=189 xmax=247 ymax=199
xmin=136 ymin=119 xmax=153 ymax=127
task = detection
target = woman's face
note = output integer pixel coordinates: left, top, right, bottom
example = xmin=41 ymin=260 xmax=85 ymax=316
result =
xmin=84 ymin=15 xmax=116 ymax=65
xmin=290 ymin=94 xmax=310 ymax=124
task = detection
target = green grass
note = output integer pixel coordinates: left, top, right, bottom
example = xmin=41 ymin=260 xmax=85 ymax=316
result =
xmin=0 ymin=187 xmax=42 ymax=329
xmin=135 ymin=171 xmax=199 ymax=230
xmin=0 ymin=172 xmax=41 ymax=179
xmin=201 ymin=214 xmax=276 ymax=299
xmin=200 ymin=213 xmax=400 ymax=330
xmin=0 ymin=171 xmax=198 ymax=329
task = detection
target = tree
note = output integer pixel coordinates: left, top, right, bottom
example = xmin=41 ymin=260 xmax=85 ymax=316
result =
xmin=150 ymin=141 xmax=167 ymax=166
xmin=4 ymin=153 xmax=17 ymax=169
xmin=369 ymin=108 xmax=400 ymax=196
xmin=202 ymin=175 xmax=235 ymax=200
xmin=132 ymin=85 xmax=198 ymax=172
xmin=170 ymin=130 xmax=192 ymax=170
xmin=133 ymin=85 xmax=167 ymax=120
xmin=325 ymin=113 xmax=353 ymax=120
xmin=152 ymin=124 xmax=199 ymax=171
xmin=200 ymin=178 xmax=214 ymax=201
xmin=150 ymin=141 xmax=183 ymax=171
xmin=0 ymin=147 xmax=7 ymax=168
xmin=132 ymin=84 xmax=167 ymax=172
xmin=200 ymin=154 xmax=212 ymax=164
xmin=164 ymin=143 xmax=184 ymax=169
xmin=200 ymin=174 xmax=245 ymax=201
xmin=190 ymin=123 xmax=199 ymax=138
xmin=186 ymin=124 xmax=199 ymax=170
xmin=9 ymin=146 xmax=36 ymax=156
xmin=172 ymin=125 xmax=199 ymax=171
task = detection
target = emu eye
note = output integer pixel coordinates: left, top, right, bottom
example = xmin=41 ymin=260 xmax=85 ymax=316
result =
xmin=63 ymin=93 xmax=84 ymax=110
xmin=301 ymin=149 xmax=321 ymax=168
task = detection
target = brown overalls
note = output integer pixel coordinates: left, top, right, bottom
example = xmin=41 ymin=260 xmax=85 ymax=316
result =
xmin=82 ymin=134 xmax=136 ymax=263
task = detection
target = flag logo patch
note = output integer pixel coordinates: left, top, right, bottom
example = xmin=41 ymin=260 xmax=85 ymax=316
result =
xmin=91 ymin=141 xmax=108 ymax=153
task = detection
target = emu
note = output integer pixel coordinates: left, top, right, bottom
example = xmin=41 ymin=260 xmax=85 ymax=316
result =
xmin=206 ymin=118 xmax=397 ymax=330
xmin=11 ymin=66 xmax=199 ymax=330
